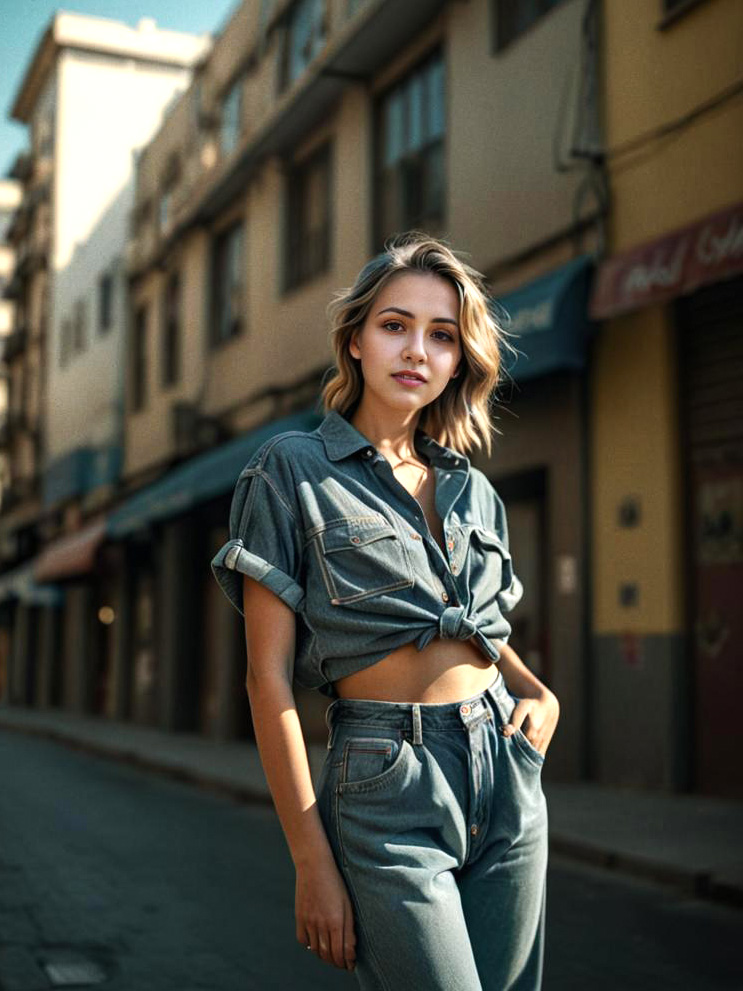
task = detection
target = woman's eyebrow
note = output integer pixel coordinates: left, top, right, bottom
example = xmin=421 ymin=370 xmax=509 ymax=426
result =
xmin=377 ymin=306 xmax=459 ymax=328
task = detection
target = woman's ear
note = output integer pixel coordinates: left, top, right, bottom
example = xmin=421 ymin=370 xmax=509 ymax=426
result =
xmin=349 ymin=330 xmax=362 ymax=361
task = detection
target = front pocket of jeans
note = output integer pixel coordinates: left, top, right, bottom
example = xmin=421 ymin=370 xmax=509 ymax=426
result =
xmin=314 ymin=517 xmax=414 ymax=604
xmin=339 ymin=735 xmax=408 ymax=793
xmin=513 ymin=727 xmax=545 ymax=767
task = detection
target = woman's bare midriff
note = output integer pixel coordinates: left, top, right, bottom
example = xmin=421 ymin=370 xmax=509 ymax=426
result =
xmin=331 ymin=636 xmax=500 ymax=703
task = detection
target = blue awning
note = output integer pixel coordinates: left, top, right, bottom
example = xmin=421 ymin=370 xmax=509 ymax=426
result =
xmin=108 ymin=409 xmax=324 ymax=539
xmin=493 ymin=254 xmax=597 ymax=382
xmin=0 ymin=559 xmax=63 ymax=606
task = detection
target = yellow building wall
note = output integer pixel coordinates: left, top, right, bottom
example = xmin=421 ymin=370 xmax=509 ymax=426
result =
xmin=603 ymin=0 xmax=743 ymax=249
xmin=591 ymin=305 xmax=685 ymax=633
xmin=591 ymin=0 xmax=742 ymax=634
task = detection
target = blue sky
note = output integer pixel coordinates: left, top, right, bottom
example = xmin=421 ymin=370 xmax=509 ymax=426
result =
xmin=0 ymin=0 xmax=239 ymax=177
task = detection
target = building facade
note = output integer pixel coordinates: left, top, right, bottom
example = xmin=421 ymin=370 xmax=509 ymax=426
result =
xmin=588 ymin=0 xmax=743 ymax=796
xmin=6 ymin=0 xmax=738 ymax=800
xmin=113 ymin=0 xmax=601 ymax=757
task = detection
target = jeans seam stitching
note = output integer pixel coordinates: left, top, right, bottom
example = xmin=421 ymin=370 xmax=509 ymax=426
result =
xmin=336 ymin=818 xmax=394 ymax=991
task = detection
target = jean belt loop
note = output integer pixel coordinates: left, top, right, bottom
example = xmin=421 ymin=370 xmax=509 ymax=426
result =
xmin=412 ymin=703 xmax=423 ymax=746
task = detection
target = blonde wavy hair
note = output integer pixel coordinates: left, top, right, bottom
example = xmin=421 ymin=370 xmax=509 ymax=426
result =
xmin=320 ymin=230 xmax=516 ymax=457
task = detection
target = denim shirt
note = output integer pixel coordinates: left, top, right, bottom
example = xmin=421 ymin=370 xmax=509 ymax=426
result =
xmin=211 ymin=409 xmax=523 ymax=698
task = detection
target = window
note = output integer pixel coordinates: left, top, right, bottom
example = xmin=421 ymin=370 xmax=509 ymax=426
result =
xmin=220 ymin=77 xmax=243 ymax=157
xmin=132 ymin=198 xmax=152 ymax=239
xmin=98 ymin=272 xmax=114 ymax=335
xmin=158 ymin=154 xmax=180 ymax=233
xmin=280 ymin=0 xmax=327 ymax=91
xmin=210 ymin=221 xmax=245 ymax=346
xmin=158 ymin=187 xmax=172 ymax=232
xmin=492 ymin=0 xmax=567 ymax=52
xmin=131 ymin=305 xmax=149 ymax=412
xmin=0 ymin=207 xmax=13 ymax=242
xmin=375 ymin=49 xmax=445 ymax=246
xmin=34 ymin=108 xmax=55 ymax=159
xmin=161 ymin=271 xmax=180 ymax=387
xmin=660 ymin=0 xmax=708 ymax=20
xmin=284 ymin=142 xmax=332 ymax=292
xmin=73 ymin=298 xmax=87 ymax=353
xmin=60 ymin=318 xmax=72 ymax=368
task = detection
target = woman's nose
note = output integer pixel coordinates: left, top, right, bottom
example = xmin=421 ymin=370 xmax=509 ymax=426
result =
xmin=403 ymin=333 xmax=427 ymax=359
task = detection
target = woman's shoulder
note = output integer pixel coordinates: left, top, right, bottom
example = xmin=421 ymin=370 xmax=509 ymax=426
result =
xmin=240 ymin=426 xmax=326 ymax=475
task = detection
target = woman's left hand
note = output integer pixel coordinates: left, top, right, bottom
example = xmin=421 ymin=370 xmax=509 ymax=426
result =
xmin=500 ymin=689 xmax=560 ymax=757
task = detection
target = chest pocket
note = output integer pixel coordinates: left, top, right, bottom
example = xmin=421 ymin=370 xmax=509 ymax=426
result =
xmin=312 ymin=515 xmax=414 ymax=605
xmin=450 ymin=524 xmax=507 ymax=589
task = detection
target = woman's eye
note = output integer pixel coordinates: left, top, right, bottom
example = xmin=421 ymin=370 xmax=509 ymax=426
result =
xmin=383 ymin=321 xmax=404 ymax=332
xmin=433 ymin=330 xmax=454 ymax=342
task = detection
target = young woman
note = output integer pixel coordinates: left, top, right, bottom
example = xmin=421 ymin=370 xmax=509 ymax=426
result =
xmin=212 ymin=232 xmax=560 ymax=990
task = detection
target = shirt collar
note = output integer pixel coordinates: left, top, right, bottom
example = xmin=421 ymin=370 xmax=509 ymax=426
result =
xmin=317 ymin=409 xmax=470 ymax=472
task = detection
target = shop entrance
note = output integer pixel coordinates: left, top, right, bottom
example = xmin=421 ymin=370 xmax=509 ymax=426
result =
xmin=677 ymin=275 xmax=743 ymax=799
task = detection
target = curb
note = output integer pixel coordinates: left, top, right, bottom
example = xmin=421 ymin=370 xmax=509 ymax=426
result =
xmin=549 ymin=836 xmax=743 ymax=910
xmin=0 ymin=717 xmax=275 ymax=808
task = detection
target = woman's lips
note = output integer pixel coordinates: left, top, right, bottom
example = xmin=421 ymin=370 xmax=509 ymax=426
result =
xmin=392 ymin=373 xmax=426 ymax=387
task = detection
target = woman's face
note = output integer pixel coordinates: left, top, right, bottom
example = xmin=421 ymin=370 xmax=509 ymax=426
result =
xmin=349 ymin=271 xmax=462 ymax=415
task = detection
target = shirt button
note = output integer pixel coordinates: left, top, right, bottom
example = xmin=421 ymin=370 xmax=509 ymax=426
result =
xmin=442 ymin=591 xmax=449 ymax=603
xmin=362 ymin=447 xmax=374 ymax=459
xmin=451 ymin=564 xmax=458 ymax=574
xmin=447 ymin=540 xmax=454 ymax=550
xmin=470 ymin=824 xmax=479 ymax=836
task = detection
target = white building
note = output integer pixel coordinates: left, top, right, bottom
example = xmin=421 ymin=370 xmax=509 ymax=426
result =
xmin=8 ymin=12 xmax=211 ymax=520
xmin=0 ymin=178 xmax=23 ymax=505
xmin=0 ymin=13 xmax=210 ymax=712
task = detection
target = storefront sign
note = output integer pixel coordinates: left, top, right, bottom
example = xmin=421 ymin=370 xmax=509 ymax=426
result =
xmin=589 ymin=201 xmax=743 ymax=319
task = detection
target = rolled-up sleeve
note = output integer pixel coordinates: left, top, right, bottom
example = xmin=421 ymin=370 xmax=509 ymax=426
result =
xmin=211 ymin=463 xmax=306 ymax=617
xmin=492 ymin=490 xmax=524 ymax=614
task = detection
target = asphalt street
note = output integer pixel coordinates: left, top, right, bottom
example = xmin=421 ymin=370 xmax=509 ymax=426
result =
xmin=1 ymin=730 xmax=741 ymax=990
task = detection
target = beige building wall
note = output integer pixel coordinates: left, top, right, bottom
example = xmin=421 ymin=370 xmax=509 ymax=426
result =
xmin=448 ymin=0 xmax=593 ymax=265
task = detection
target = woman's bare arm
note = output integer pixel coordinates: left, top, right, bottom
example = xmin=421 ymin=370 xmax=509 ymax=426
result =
xmin=241 ymin=574 xmax=356 ymax=972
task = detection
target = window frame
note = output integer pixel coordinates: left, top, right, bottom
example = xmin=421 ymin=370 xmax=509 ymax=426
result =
xmin=220 ymin=75 xmax=244 ymax=158
xmin=283 ymin=140 xmax=333 ymax=294
xmin=491 ymin=0 xmax=568 ymax=54
xmin=161 ymin=269 xmax=181 ymax=387
xmin=279 ymin=0 xmax=328 ymax=93
xmin=131 ymin=303 xmax=149 ymax=413
xmin=59 ymin=317 xmax=72 ymax=368
xmin=72 ymin=297 xmax=87 ymax=354
xmin=373 ymin=46 xmax=446 ymax=251
xmin=98 ymin=270 xmax=114 ymax=335
xmin=209 ymin=219 xmax=246 ymax=348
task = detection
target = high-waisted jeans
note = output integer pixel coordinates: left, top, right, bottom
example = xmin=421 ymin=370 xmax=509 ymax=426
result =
xmin=314 ymin=669 xmax=549 ymax=991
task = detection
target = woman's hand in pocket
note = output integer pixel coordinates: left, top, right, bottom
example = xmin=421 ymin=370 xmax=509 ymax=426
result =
xmin=296 ymin=853 xmax=357 ymax=972
xmin=501 ymin=688 xmax=560 ymax=757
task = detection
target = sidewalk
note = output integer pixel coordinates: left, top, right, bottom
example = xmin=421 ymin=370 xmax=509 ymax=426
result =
xmin=2 ymin=702 xmax=741 ymax=910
